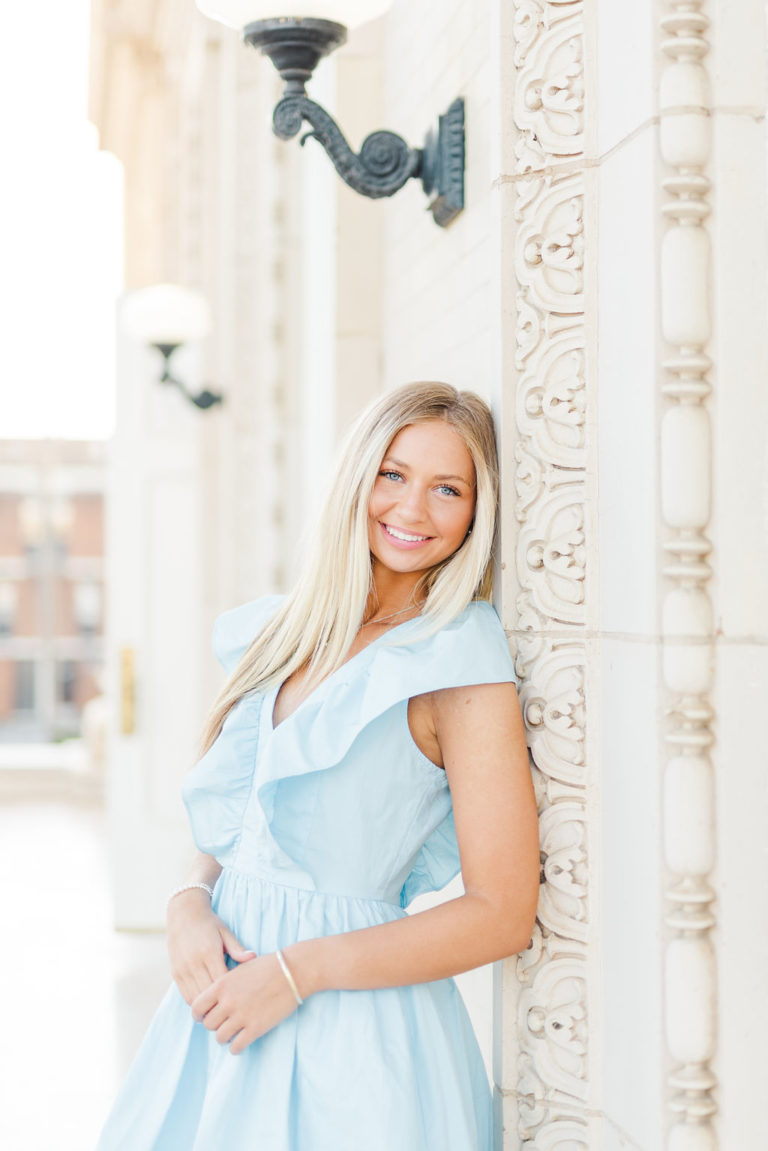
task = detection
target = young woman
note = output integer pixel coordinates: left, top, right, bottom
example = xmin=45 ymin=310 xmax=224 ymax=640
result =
xmin=97 ymin=381 xmax=539 ymax=1150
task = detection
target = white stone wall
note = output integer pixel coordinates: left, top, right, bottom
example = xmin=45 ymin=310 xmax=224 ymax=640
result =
xmin=708 ymin=1 xmax=768 ymax=1143
xmin=591 ymin=0 xmax=663 ymax=1144
xmin=383 ymin=0 xmax=497 ymax=397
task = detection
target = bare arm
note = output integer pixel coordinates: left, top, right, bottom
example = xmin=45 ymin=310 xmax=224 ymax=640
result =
xmin=286 ymin=680 xmax=538 ymax=992
xmin=174 ymin=851 xmax=223 ymax=892
xmin=192 ymin=681 xmax=539 ymax=1052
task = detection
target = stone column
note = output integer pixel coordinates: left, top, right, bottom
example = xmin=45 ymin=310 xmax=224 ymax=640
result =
xmin=105 ymin=310 xmax=207 ymax=928
xmin=658 ymin=4 xmax=718 ymax=1146
xmin=663 ymin=1 xmax=768 ymax=1148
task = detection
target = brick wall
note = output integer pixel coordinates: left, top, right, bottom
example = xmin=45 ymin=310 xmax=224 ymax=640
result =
xmin=0 ymin=440 xmax=105 ymax=736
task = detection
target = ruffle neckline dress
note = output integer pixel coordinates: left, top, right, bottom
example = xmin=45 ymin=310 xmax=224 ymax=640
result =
xmin=97 ymin=597 xmax=517 ymax=1151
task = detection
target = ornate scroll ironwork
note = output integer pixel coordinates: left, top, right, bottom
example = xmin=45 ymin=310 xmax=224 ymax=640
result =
xmin=243 ymin=16 xmax=464 ymax=226
xmin=273 ymin=94 xmax=420 ymax=199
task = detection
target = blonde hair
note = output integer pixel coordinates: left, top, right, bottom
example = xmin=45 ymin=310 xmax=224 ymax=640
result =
xmin=199 ymin=381 xmax=499 ymax=754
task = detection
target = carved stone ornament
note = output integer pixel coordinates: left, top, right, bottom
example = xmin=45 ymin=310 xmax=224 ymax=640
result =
xmin=516 ymin=331 xmax=586 ymax=467
xmin=517 ymin=650 xmax=585 ymax=789
xmin=536 ymin=802 xmax=588 ymax=942
xmin=511 ymin=0 xmax=589 ymax=1145
xmin=518 ymin=953 xmax=588 ymax=1092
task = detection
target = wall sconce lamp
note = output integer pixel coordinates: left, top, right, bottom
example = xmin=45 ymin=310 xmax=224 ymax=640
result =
xmin=121 ymin=285 xmax=223 ymax=410
xmin=195 ymin=1 xmax=465 ymax=227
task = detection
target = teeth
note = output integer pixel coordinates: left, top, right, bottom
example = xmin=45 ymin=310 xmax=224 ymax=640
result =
xmin=385 ymin=524 xmax=429 ymax=542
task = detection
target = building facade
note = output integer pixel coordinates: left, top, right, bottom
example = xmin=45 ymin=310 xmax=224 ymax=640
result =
xmin=0 ymin=439 xmax=105 ymax=741
xmin=89 ymin=1 xmax=768 ymax=1147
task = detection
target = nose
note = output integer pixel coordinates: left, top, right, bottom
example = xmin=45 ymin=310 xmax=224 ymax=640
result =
xmin=396 ymin=482 xmax=429 ymax=524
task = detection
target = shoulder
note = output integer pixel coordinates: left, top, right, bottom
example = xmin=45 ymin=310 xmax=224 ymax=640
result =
xmin=375 ymin=599 xmax=516 ymax=702
xmin=406 ymin=602 xmax=518 ymax=766
xmin=212 ymin=594 xmax=285 ymax=673
xmin=441 ymin=599 xmax=509 ymax=644
xmin=417 ymin=600 xmax=516 ymax=684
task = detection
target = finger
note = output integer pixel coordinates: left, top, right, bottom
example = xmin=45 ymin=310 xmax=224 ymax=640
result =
xmin=177 ymin=964 xmax=213 ymax=1003
xmin=193 ymin=971 xmax=215 ymax=1000
xmin=229 ymin=1026 xmax=257 ymax=1056
xmin=215 ymin=1018 xmax=242 ymax=1046
xmin=191 ymin=985 xmax=217 ymax=1023
xmin=173 ymin=977 xmax=196 ymax=1007
xmin=200 ymin=1004 xmax=229 ymax=1033
xmin=172 ymin=965 xmax=208 ymax=1006
xmin=219 ymin=927 xmax=256 ymax=964
xmin=204 ymin=954 xmax=228 ymax=984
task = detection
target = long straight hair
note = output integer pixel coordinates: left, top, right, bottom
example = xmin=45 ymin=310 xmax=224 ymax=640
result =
xmin=199 ymin=382 xmax=500 ymax=754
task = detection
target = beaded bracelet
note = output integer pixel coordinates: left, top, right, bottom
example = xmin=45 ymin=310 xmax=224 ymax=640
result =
xmin=275 ymin=948 xmax=304 ymax=1006
xmin=167 ymin=881 xmax=214 ymax=907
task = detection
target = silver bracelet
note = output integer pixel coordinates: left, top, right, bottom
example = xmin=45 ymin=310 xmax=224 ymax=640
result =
xmin=167 ymin=881 xmax=214 ymax=907
xmin=275 ymin=948 xmax=304 ymax=1006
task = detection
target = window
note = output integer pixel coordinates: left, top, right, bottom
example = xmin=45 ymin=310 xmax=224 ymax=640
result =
xmin=73 ymin=582 xmax=101 ymax=635
xmin=14 ymin=661 xmax=35 ymax=711
xmin=0 ymin=582 xmax=16 ymax=635
xmin=57 ymin=661 xmax=77 ymax=705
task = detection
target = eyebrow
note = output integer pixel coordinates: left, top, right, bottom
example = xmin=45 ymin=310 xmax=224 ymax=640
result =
xmin=383 ymin=456 xmax=475 ymax=487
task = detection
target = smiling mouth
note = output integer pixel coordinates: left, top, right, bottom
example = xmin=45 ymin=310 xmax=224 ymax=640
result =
xmin=381 ymin=522 xmax=433 ymax=544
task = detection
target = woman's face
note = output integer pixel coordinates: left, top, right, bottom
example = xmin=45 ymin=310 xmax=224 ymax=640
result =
xmin=367 ymin=419 xmax=476 ymax=579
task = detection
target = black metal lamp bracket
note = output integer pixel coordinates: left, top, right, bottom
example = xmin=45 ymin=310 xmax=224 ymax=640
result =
xmin=244 ymin=18 xmax=465 ymax=228
xmin=155 ymin=344 xmax=223 ymax=411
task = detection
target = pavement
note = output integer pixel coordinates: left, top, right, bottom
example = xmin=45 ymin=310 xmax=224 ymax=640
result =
xmin=0 ymin=791 xmax=169 ymax=1151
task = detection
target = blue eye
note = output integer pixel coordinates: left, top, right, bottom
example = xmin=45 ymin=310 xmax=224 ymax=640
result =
xmin=380 ymin=470 xmax=403 ymax=482
xmin=437 ymin=484 xmax=460 ymax=497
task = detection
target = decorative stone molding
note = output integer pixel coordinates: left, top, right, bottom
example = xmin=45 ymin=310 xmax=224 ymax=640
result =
xmin=658 ymin=2 xmax=718 ymax=1147
xmin=518 ymin=954 xmax=588 ymax=1093
xmin=511 ymin=1 xmax=589 ymax=1146
xmin=518 ymin=649 xmax=585 ymax=790
xmin=536 ymin=802 xmax=588 ymax=941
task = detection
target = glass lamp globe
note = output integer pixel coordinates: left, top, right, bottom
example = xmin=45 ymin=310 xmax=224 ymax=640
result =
xmin=121 ymin=284 xmax=212 ymax=348
xmin=195 ymin=1 xmax=393 ymax=31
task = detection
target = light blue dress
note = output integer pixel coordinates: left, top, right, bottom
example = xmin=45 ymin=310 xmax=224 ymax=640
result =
xmin=97 ymin=597 xmax=517 ymax=1151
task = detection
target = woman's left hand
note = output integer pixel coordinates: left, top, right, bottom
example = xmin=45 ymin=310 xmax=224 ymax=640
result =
xmin=191 ymin=952 xmax=299 ymax=1054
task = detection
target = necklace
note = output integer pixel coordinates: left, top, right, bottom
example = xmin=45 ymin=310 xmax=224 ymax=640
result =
xmin=361 ymin=601 xmax=425 ymax=627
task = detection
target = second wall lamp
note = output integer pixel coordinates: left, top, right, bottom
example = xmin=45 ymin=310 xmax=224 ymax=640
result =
xmin=122 ymin=285 xmax=224 ymax=411
xmin=195 ymin=1 xmax=465 ymax=227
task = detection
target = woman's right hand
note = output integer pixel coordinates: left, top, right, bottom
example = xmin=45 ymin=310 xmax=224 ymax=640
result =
xmin=167 ymin=888 xmax=256 ymax=1006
